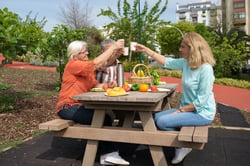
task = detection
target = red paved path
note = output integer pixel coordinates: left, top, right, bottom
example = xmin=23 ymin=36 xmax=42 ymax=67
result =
xmin=1 ymin=54 xmax=249 ymax=112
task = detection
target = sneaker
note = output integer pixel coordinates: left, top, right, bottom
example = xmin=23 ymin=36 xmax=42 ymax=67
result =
xmin=171 ymin=148 xmax=192 ymax=164
xmin=104 ymin=151 xmax=130 ymax=165
xmin=100 ymin=152 xmax=116 ymax=165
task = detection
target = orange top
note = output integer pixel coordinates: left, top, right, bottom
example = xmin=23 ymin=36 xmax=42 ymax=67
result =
xmin=56 ymin=59 xmax=98 ymax=112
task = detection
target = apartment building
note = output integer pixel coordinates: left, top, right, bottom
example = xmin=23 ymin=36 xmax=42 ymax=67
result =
xmin=222 ymin=0 xmax=249 ymax=35
xmin=176 ymin=1 xmax=219 ymax=27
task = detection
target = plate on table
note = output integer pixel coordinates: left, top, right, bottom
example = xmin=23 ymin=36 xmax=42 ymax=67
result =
xmin=148 ymin=88 xmax=170 ymax=93
xmin=90 ymin=88 xmax=105 ymax=92
xmin=105 ymin=92 xmax=129 ymax=97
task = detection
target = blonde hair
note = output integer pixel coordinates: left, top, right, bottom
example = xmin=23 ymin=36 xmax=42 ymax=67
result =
xmin=182 ymin=32 xmax=216 ymax=69
xmin=67 ymin=41 xmax=88 ymax=60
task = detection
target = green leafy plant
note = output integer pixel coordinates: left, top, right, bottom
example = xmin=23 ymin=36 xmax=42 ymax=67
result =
xmin=0 ymin=95 xmax=15 ymax=113
xmin=149 ymin=68 xmax=160 ymax=85
xmin=0 ymin=83 xmax=13 ymax=90
xmin=98 ymin=0 xmax=168 ymax=61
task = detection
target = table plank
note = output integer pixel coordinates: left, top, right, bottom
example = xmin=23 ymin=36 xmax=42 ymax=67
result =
xmin=39 ymin=119 xmax=74 ymax=131
xmin=193 ymin=126 xmax=208 ymax=143
xmin=73 ymin=84 xmax=178 ymax=104
xmin=178 ymin=126 xmax=195 ymax=142
xmin=54 ymin=125 xmax=205 ymax=149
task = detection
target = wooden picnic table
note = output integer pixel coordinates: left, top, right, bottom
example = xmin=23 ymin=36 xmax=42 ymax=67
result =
xmin=71 ymin=83 xmax=178 ymax=166
xmin=39 ymin=83 xmax=209 ymax=166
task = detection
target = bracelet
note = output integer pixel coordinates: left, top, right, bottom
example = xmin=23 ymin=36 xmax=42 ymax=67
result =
xmin=179 ymin=108 xmax=184 ymax=112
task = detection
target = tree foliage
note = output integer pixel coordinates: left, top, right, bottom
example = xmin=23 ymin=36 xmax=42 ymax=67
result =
xmin=157 ymin=21 xmax=250 ymax=78
xmin=0 ymin=8 xmax=46 ymax=63
xmin=98 ymin=0 xmax=168 ymax=61
xmin=212 ymin=31 xmax=250 ymax=77
xmin=0 ymin=8 xmax=21 ymax=62
xmin=1 ymin=5 xmax=249 ymax=81
xmin=157 ymin=21 xmax=195 ymax=56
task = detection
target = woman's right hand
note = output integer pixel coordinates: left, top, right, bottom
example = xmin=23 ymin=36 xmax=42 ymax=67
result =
xmin=110 ymin=39 xmax=124 ymax=51
xmin=94 ymin=39 xmax=124 ymax=70
xmin=133 ymin=43 xmax=147 ymax=53
xmin=133 ymin=43 xmax=166 ymax=65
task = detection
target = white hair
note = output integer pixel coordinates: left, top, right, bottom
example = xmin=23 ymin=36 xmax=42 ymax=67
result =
xmin=67 ymin=41 xmax=88 ymax=60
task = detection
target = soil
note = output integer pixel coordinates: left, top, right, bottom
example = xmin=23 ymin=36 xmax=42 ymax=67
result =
xmin=0 ymin=68 xmax=58 ymax=147
xmin=0 ymin=67 xmax=248 ymax=149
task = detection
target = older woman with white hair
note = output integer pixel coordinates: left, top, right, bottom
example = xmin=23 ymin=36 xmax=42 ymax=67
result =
xmin=56 ymin=40 xmax=129 ymax=165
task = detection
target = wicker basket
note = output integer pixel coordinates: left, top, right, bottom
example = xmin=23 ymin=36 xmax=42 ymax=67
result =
xmin=128 ymin=64 xmax=154 ymax=85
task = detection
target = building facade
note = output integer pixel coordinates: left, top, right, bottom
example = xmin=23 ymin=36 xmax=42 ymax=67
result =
xmin=222 ymin=0 xmax=249 ymax=35
xmin=176 ymin=1 xmax=219 ymax=27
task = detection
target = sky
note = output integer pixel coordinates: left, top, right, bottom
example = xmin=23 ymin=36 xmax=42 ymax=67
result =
xmin=0 ymin=0 xmax=219 ymax=32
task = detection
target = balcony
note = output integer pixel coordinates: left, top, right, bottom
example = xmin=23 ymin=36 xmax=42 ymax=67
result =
xmin=191 ymin=13 xmax=198 ymax=17
xmin=233 ymin=19 xmax=246 ymax=24
xmin=179 ymin=15 xmax=186 ymax=19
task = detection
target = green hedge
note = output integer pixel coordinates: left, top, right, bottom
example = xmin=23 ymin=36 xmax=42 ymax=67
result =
xmin=215 ymin=78 xmax=250 ymax=90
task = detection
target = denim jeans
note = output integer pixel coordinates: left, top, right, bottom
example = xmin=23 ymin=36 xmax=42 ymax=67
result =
xmin=58 ymin=104 xmax=115 ymax=154
xmin=154 ymin=108 xmax=213 ymax=131
xmin=58 ymin=104 xmax=112 ymax=126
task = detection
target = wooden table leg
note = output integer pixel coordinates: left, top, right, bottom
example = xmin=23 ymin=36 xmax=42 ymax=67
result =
xmin=139 ymin=112 xmax=168 ymax=166
xmin=122 ymin=111 xmax=135 ymax=128
xmin=82 ymin=109 xmax=105 ymax=166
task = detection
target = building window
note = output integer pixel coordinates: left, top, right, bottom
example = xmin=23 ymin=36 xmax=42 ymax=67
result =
xmin=233 ymin=2 xmax=245 ymax=9
xmin=234 ymin=12 xmax=246 ymax=20
xmin=192 ymin=17 xmax=198 ymax=23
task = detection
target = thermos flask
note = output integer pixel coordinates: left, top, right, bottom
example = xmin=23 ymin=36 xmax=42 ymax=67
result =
xmin=117 ymin=62 xmax=124 ymax=87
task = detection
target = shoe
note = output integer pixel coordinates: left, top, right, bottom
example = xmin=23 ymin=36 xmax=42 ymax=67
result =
xmin=102 ymin=151 xmax=130 ymax=165
xmin=100 ymin=152 xmax=116 ymax=165
xmin=171 ymin=148 xmax=192 ymax=164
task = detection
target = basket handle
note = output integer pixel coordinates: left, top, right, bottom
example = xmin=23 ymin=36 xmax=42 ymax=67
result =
xmin=132 ymin=64 xmax=152 ymax=77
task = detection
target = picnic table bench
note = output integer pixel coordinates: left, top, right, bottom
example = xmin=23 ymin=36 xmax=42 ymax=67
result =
xmin=39 ymin=84 xmax=209 ymax=166
xmin=39 ymin=118 xmax=208 ymax=147
xmin=39 ymin=119 xmax=208 ymax=149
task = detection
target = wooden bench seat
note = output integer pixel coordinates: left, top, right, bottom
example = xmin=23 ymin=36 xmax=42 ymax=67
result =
xmin=39 ymin=119 xmax=209 ymax=150
xmin=39 ymin=119 xmax=74 ymax=131
xmin=178 ymin=126 xmax=208 ymax=143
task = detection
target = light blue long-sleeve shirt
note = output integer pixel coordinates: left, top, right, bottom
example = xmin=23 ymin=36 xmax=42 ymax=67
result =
xmin=163 ymin=57 xmax=216 ymax=120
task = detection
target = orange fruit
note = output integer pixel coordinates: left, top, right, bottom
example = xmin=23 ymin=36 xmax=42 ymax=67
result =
xmin=139 ymin=83 xmax=149 ymax=92
xmin=124 ymin=81 xmax=129 ymax=86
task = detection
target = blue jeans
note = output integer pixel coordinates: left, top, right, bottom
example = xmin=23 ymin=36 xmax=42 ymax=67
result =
xmin=58 ymin=104 xmax=115 ymax=153
xmin=154 ymin=108 xmax=213 ymax=131
xmin=58 ymin=104 xmax=112 ymax=126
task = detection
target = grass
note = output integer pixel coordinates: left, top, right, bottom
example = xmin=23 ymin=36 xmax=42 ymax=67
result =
xmin=0 ymin=129 xmax=48 ymax=153
xmin=0 ymin=139 xmax=24 ymax=153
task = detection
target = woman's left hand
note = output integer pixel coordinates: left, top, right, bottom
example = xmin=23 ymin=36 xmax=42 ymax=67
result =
xmin=172 ymin=109 xmax=182 ymax=114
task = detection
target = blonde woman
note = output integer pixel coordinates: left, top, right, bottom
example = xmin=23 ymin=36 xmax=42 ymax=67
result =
xmin=134 ymin=32 xmax=216 ymax=164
